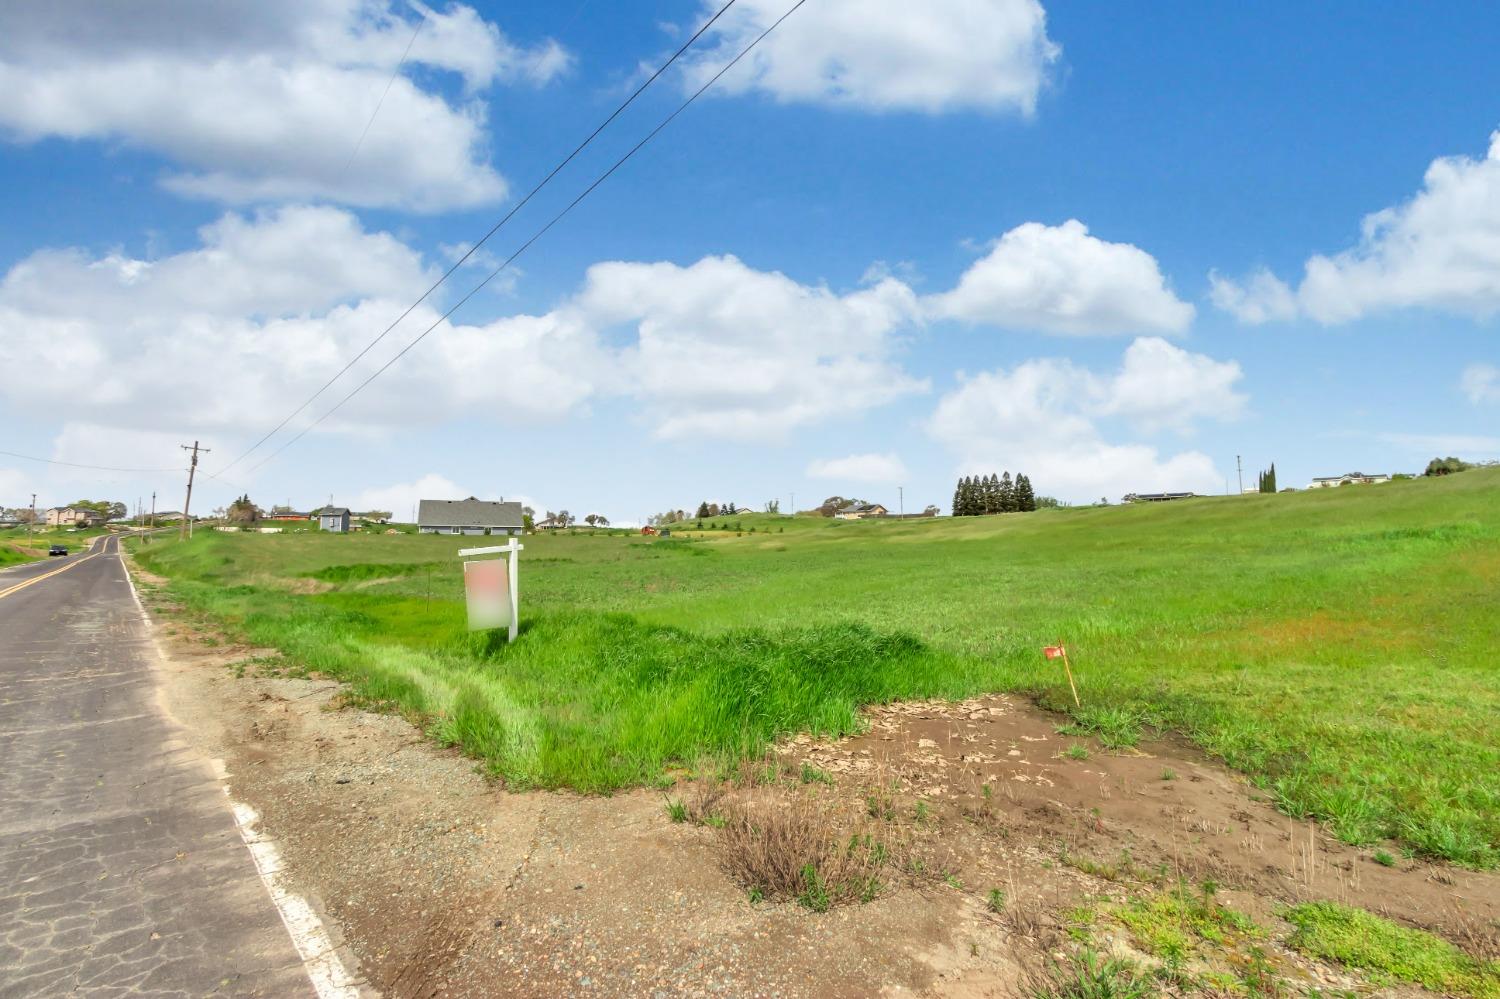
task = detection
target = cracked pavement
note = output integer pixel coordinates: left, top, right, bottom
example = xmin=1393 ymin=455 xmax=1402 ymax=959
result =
xmin=0 ymin=537 xmax=315 ymax=997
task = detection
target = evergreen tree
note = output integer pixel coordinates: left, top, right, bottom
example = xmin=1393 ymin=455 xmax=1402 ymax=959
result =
xmin=952 ymin=479 xmax=963 ymax=517
xmin=695 ymin=501 xmax=710 ymax=518
xmin=998 ymin=471 xmax=1015 ymax=513
xmin=1267 ymin=463 xmax=1277 ymax=493
xmin=985 ymin=473 xmax=1000 ymax=514
xmin=1016 ymin=473 xmax=1036 ymax=512
xmin=962 ymin=476 xmax=978 ymax=516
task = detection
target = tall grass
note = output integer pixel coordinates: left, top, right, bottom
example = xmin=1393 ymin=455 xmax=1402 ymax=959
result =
xmin=134 ymin=469 xmax=1500 ymax=866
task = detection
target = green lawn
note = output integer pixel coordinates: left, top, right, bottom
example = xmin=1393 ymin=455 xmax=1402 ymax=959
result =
xmin=131 ymin=470 xmax=1500 ymax=867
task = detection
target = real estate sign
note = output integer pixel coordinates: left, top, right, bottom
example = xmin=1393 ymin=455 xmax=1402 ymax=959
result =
xmin=460 ymin=539 xmax=522 ymax=640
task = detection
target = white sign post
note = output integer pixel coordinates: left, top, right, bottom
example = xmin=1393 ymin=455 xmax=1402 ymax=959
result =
xmin=459 ymin=538 xmax=522 ymax=641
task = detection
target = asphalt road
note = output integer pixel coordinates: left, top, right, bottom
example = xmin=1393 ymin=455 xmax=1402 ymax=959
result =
xmin=0 ymin=536 xmax=315 ymax=996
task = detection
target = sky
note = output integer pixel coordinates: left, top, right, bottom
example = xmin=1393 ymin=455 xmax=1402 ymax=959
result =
xmin=1 ymin=0 xmax=1497 ymax=523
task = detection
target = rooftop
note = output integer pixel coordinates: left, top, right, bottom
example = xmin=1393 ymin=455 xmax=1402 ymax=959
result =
xmin=418 ymin=498 xmax=524 ymax=529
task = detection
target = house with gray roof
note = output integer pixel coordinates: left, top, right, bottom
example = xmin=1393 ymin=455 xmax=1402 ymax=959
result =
xmin=317 ymin=506 xmax=351 ymax=533
xmin=418 ymin=498 xmax=524 ymax=536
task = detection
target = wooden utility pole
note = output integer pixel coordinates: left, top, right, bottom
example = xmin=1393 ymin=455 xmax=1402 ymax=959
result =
xmin=28 ymin=493 xmax=36 ymax=548
xmin=179 ymin=441 xmax=209 ymax=540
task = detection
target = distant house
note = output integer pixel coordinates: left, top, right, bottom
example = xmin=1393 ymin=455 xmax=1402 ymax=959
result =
xmin=835 ymin=502 xmax=888 ymax=520
xmin=1122 ymin=492 xmax=1197 ymax=503
xmin=154 ymin=511 xmax=185 ymax=523
xmin=418 ymin=498 xmax=524 ymax=537
xmin=534 ymin=516 xmax=567 ymax=531
xmin=45 ymin=506 xmax=96 ymax=528
xmin=1308 ymin=472 xmax=1391 ymax=489
xmin=265 ymin=510 xmax=312 ymax=522
xmin=317 ymin=506 xmax=351 ymax=533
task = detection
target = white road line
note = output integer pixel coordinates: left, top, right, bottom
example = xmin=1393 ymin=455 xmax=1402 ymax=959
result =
xmin=228 ymin=799 xmax=363 ymax=998
xmin=117 ymin=544 xmax=361 ymax=998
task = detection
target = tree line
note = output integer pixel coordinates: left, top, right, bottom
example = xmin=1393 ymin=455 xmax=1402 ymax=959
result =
xmin=951 ymin=473 xmax=1038 ymax=516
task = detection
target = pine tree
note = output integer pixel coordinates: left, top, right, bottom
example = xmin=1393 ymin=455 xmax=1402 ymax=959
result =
xmin=960 ymin=476 xmax=975 ymax=516
xmin=1266 ymin=463 xmax=1277 ymax=493
xmin=1016 ymin=473 xmax=1035 ymax=512
xmin=986 ymin=473 xmax=1000 ymax=514
xmin=998 ymin=471 xmax=1015 ymax=513
xmin=952 ymin=479 xmax=963 ymax=517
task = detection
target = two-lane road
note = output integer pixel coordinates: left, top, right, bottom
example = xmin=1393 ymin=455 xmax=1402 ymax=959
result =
xmin=0 ymin=535 xmax=320 ymax=996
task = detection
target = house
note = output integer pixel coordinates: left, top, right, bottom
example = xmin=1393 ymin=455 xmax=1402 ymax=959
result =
xmin=417 ymin=498 xmax=524 ymax=537
xmin=1307 ymin=472 xmax=1391 ymax=489
xmin=265 ymin=510 xmax=312 ymax=522
xmin=1122 ymin=492 xmax=1197 ymax=503
xmin=316 ymin=506 xmax=351 ymax=533
xmin=834 ymin=502 xmax=888 ymax=520
xmin=45 ymin=506 xmax=96 ymax=528
xmin=534 ymin=516 xmax=568 ymax=531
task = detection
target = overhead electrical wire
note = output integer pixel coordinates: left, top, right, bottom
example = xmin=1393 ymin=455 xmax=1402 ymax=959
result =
xmin=0 ymin=448 xmax=182 ymax=475
xmin=337 ymin=9 xmax=428 ymax=182
xmin=210 ymin=0 xmax=742 ymax=479
xmin=243 ymin=0 xmax=809 ymax=477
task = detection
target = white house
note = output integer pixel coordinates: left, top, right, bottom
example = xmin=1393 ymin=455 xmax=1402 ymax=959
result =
xmin=1307 ymin=472 xmax=1391 ymax=489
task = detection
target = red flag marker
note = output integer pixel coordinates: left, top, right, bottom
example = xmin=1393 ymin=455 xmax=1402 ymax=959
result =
xmin=1043 ymin=642 xmax=1081 ymax=707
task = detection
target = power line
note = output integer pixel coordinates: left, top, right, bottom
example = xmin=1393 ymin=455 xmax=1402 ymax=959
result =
xmin=244 ymin=0 xmax=809 ymax=477
xmin=338 ymin=10 xmax=427 ymax=181
xmin=0 ymin=448 xmax=181 ymax=474
xmin=211 ymin=0 xmax=742 ymax=480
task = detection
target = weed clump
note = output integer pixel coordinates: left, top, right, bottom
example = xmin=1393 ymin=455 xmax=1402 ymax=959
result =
xmin=1283 ymin=901 xmax=1500 ymax=998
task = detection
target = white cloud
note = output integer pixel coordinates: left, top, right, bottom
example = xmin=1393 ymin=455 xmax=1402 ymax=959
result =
xmin=927 ymin=338 xmax=1243 ymax=502
xmin=352 ymin=474 xmax=477 ymax=518
xmin=1208 ymin=268 xmax=1297 ymax=325
xmin=1461 ymin=363 xmax=1500 ymax=405
xmin=0 ymin=213 xmax=932 ymax=471
xmin=681 ymin=0 xmax=1059 ymax=114
xmin=0 ymin=1 xmax=569 ymax=212
xmin=1213 ymin=131 xmax=1500 ymax=324
xmin=927 ymin=221 xmax=1194 ymax=335
xmin=806 ymin=452 xmax=909 ymax=484
xmin=575 ymin=255 xmax=928 ymax=440
xmin=0 ymin=468 xmax=33 ymax=508
xmin=0 ymin=207 xmax=606 ymax=453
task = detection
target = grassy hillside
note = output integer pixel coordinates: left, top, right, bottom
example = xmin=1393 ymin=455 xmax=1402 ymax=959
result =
xmin=132 ymin=470 xmax=1500 ymax=866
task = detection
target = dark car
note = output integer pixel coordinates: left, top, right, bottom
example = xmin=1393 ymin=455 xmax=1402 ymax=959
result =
xmin=48 ymin=544 xmax=68 ymax=557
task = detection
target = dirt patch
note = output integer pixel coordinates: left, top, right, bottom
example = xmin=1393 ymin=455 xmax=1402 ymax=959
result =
xmin=784 ymin=696 xmax=1500 ymax=942
xmin=128 ymin=560 xmax=1499 ymax=997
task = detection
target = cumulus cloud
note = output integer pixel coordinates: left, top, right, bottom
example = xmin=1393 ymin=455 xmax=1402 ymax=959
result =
xmin=806 ymin=452 xmax=909 ymax=484
xmin=681 ymin=0 xmax=1059 ymax=114
xmin=0 ymin=1 xmax=569 ymax=212
xmin=927 ymin=338 xmax=1243 ymax=502
xmin=0 ymin=207 xmax=607 ymax=452
xmin=1461 ymin=363 xmax=1500 ymax=405
xmin=0 ymin=212 xmax=931 ymax=472
xmin=1213 ymin=131 xmax=1500 ymax=324
xmin=927 ymin=221 xmax=1194 ymax=335
xmin=575 ymin=255 xmax=927 ymax=440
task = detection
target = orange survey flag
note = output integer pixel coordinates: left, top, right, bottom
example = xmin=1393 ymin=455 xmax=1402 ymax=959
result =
xmin=1043 ymin=645 xmax=1066 ymax=659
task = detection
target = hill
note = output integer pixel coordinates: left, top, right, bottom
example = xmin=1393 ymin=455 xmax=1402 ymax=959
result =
xmin=132 ymin=469 xmax=1500 ymax=867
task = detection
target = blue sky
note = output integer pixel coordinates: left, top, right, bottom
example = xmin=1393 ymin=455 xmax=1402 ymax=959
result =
xmin=1 ymin=0 xmax=1496 ymax=522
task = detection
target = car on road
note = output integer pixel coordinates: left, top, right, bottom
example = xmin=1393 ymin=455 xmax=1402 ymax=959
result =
xmin=48 ymin=544 xmax=68 ymax=557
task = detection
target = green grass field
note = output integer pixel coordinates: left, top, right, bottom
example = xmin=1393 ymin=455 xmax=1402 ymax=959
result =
xmin=0 ymin=526 xmax=109 ymax=566
xmin=131 ymin=470 xmax=1500 ymax=867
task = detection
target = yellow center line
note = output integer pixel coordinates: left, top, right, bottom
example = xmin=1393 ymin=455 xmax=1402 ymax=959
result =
xmin=0 ymin=536 xmax=115 ymax=601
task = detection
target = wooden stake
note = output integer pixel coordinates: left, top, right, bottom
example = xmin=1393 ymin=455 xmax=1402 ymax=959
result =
xmin=1059 ymin=642 xmax=1081 ymax=707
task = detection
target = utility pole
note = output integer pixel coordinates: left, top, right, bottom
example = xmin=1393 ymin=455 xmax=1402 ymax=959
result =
xmin=28 ymin=493 xmax=36 ymax=548
xmin=180 ymin=441 xmax=209 ymax=541
xmin=1236 ymin=455 xmax=1244 ymax=495
xmin=898 ymin=485 xmax=904 ymax=520
xmin=790 ymin=492 xmax=794 ymax=517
